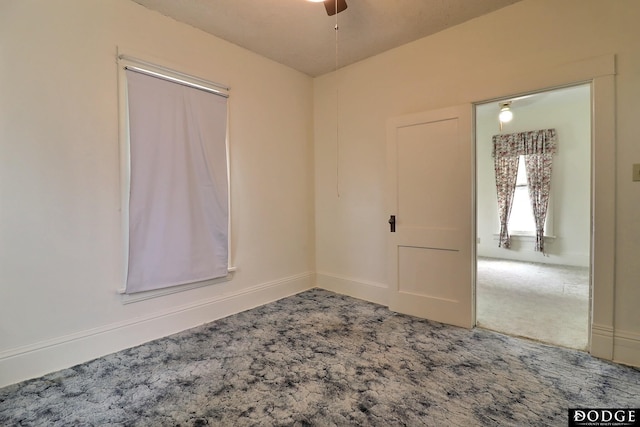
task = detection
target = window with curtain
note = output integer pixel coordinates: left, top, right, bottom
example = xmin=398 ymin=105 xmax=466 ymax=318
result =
xmin=122 ymin=61 xmax=230 ymax=294
xmin=492 ymin=129 xmax=557 ymax=252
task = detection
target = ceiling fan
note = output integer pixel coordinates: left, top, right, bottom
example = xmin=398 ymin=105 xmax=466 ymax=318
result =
xmin=326 ymin=0 xmax=347 ymax=16
xmin=310 ymin=0 xmax=347 ymax=16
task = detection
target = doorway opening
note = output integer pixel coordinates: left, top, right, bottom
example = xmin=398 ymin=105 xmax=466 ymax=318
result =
xmin=475 ymin=83 xmax=592 ymax=351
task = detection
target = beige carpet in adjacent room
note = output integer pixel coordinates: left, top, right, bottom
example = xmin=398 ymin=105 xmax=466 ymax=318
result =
xmin=476 ymin=257 xmax=590 ymax=350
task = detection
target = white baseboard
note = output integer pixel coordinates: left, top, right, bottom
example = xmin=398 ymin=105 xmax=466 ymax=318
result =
xmin=0 ymin=272 xmax=314 ymax=388
xmin=316 ymin=272 xmax=388 ymax=306
xmin=591 ymin=323 xmax=614 ymax=360
xmin=613 ymin=329 xmax=640 ymax=368
xmin=590 ymin=324 xmax=640 ymax=368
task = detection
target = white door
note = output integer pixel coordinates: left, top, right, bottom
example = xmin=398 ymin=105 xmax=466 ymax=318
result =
xmin=387 ymin=105 xmax=473 ymax=328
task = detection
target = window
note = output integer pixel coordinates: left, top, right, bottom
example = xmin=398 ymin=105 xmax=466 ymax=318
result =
xmin=119 ymin=56 xmax=230 ymax=295
xmin=507 ymin=155 xmax=552 ymax=236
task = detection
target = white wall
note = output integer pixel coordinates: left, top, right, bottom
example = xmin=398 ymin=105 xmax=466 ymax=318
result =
xmin=0 ymin=0 xmax=315 ymax=386
xmin=314 ymin=0 xmax=640 ymax=364
xmin=476 ymin=85 xmax=591 ymax=266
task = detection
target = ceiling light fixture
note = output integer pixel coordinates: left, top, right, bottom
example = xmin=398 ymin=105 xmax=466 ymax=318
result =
xmin=499 ymin=102 xmax=513 ymax=123
xmin=498 ymin=101 xmax=512 ymax=131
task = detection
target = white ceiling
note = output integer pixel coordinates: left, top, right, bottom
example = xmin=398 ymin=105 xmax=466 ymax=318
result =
xmin=131 ymin=0 xmax=525 ymax=77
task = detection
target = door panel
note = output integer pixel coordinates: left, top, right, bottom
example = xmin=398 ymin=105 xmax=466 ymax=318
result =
xmin=387 ymin=105 xmax=473 ymax=328
xmin=398 ymin=247 xmax=461 ymax=301
xmin=397 ymin=120 xmax=462 ymax=229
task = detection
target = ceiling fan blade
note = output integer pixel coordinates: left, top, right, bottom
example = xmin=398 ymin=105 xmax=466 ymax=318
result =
xmin=324 ymin=0 xmax=347 ymax=16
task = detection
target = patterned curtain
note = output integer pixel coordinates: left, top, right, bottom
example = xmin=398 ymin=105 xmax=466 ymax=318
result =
xmin=523 ymin=129 xmax=557 ymax=252
xmin=492 ymin=129 xmax=557 ymax=251
xmin=493 ymin=153 xmax=519 ymax=248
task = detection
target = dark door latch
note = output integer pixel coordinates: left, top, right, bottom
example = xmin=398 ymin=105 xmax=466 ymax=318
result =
xmin=389 ymin=215 xmax=396 ymax=233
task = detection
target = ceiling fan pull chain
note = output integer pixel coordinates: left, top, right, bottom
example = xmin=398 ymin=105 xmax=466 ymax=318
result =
xmin=335 ymin=0 xmax=341 ymax=198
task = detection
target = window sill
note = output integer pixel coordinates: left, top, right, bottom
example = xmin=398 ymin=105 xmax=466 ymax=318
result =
xmin=492 ymin=233 xmax=556 ymax=242
xmin=118 ymin=267 xmax=237 ymax=304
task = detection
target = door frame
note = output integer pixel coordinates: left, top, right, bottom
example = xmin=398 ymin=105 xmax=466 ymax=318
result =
xmin=473 ymin=83 xmax=592 ymax=348
xmin=471 ymin=55 xmax=616 ymax=360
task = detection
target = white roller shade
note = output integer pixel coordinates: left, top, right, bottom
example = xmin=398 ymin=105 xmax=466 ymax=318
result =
xmin=125 ymin=69 xmax=229 ymax=294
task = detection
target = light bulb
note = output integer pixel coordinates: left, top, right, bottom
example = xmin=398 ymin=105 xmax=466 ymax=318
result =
xmin=499 ymin=107 xmax=513 ymax=123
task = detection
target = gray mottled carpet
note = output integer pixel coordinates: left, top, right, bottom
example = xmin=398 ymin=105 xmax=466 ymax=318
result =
xmin=1 ymin=289 xmax=639 ymax=426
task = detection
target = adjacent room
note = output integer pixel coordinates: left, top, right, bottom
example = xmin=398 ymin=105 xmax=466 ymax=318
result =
xmin=1 ymin=0 xmax=640 ymax=425
xmin=475 ymin=84 xmax=592 ymax=351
